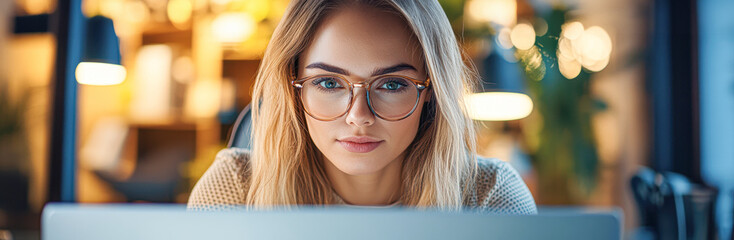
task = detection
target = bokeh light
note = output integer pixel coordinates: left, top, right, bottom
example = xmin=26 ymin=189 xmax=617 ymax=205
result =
xmin=242 ymin=0 xmax=270 ymax=22
xmin=511 ymin=23 xmax=536 ymax=50
xmin=212 ymin=13 xmax=257 ymax=44
xmin=558 ymin=50 xmax=582 ymax=79
xmin=577 ymin=26 xmax=612 ymax=71
xmin=167 ymin=0 xmax=192 ymax=28
xmin=75 ymin=62 xmax=127 ymax=86
xmin=562 ymin=21 xmax=585 ymax=40
xmin=497 ymin=27 xmax=514 ymax=49
xmin=123 ymin=1 xmax=150 ymax=24
xmin=534 ymin=17 xmax=548 ymax=36
xmin=186 ymin=81 xmax=221 ymax=118
xmin=465 ymin=92 xmax=534 ymax=121
xmin=557 ymin=22 xmax=612 ymax=78
xmin=465 ymin=0 xmax=517 ymax=27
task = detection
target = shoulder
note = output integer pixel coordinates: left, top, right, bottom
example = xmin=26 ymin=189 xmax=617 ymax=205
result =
xmin=466 ymin=157 xmax=538 ymax=214
xmin=187 ymin=148 xmax=251 ymax=210
xmin=213 ymin=147 xmax=251 ymax=169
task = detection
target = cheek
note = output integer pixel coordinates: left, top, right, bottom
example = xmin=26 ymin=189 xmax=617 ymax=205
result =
xmin=305 ymin=116 xmax=331 ymax=147
xmin=384 ymin=102 xmax=425 ymax=151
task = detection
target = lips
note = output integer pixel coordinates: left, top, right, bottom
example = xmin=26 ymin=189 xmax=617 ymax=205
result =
xmin=337 ymin=136 xmax=383 ymax=153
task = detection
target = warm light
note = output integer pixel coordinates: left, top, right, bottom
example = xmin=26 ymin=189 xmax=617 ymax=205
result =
xmin=75 ymin=62 xmax=127 ymax=86
xmin=220 ymin=79 xmax=236 ymax=111
xmin=562 ymin=22 xmax=584 ymax=40
xmin=558 ymin=23 xmax=612 ymax=77
xmin=510 ymin=23 xmax=535 ymax=50
xmin=244 ymin=0 xmax=270 ymax=21
xmin=466 ymin=0 xmax=517 ymax=27
xmin=186 ymin=81 xmax=221 ymax=118
xmin=558 ymin=51 xmax=581 ymax=79
xmin=212 ymin=13 xmax=257 ymax=44
xmin=143 ymin=0 xmax=167 ymax=11
xmin=171 ymin=56 xmax=195 ymax=84
xmin=576 ymin=26 xmax=612 ymax=71
xmin=210 ymin=0 xmax=231 ymax=6
xmin=131 ymin=44 xmax=173 ymax=122
xmin=20 ymin=0 xmax=55 ymax=14
xmin=557 ymin=37 xmax=574 ymax=59
xmin=496 ymin=28 xmax=514 ymax=49
xmin=99 ymin=0 xmax=125 ymax=19
xmin=167 ymin=0 xmax=193 ymax=27
xmin=464 ymin=92 xmax=534 ymax=121
xmin=123 ymin=1 xmax=150 ymax=24
xmin=586 ymin=27 xmax=612 ymax=58
xmin=585 ymin=55 xmax=610 ymax=72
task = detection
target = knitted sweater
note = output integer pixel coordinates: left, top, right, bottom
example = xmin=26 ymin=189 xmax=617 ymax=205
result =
xmin=187 ymin=148 xmax=537 ymax=214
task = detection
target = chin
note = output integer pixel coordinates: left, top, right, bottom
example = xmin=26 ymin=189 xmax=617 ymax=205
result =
xmin=329 ymin=154 xmax=390 ymax=176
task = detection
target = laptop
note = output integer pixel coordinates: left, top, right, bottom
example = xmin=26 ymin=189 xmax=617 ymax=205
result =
xmin=42 ymin=203 xmax=621 ymax=240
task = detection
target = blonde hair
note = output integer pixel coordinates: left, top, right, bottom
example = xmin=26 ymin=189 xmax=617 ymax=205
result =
xmin=247 ymin=0 xmax=479 ymax=210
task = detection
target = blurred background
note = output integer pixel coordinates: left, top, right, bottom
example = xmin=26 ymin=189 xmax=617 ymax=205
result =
xmin=1 ymin=0 xmax=732 ymax=239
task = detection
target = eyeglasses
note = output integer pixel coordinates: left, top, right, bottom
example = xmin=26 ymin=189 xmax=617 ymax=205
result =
xmin=291 ymin=74 xmax=430 ymax=121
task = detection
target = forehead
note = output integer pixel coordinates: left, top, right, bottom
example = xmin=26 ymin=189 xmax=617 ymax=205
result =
xmin=299 ymin=5 xmax=424 ymax=76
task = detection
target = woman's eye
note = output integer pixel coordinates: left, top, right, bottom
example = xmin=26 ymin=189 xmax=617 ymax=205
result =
xmin=379 ymin=80 xmax=407 ymax=90
xmin=315 ymin=78 xmax=343 ymax=89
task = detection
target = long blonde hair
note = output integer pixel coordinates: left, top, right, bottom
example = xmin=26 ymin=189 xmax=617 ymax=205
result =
xmin=247 ymin=0 xmax=479 ymax=210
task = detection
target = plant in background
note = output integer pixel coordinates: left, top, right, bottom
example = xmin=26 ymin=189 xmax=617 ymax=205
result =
xmin=438 ymin=0 xmax=610 ymax=204
xmin=515 ymin=7 xmax=610 ymax=204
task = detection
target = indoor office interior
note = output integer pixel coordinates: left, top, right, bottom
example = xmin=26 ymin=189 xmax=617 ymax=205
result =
xmin=0 ymin=0 xmax=732 ymax=239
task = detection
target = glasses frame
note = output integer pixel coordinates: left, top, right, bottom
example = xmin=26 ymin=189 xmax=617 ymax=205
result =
xmin=291 ymin=74 xmax=431 ymax=121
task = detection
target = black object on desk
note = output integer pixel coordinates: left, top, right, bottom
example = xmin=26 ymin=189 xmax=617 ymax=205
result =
xmin=630 ymin=167 xmax=717 ymax=240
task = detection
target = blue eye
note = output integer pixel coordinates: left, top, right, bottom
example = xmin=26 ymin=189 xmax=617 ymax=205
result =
xmin=313 ymin=77 xmax=343 ymax=89
xmin=382 ymin=82 xmax=402 ymax=90
xmin=378 ymin=79 xmax=408 ymax=91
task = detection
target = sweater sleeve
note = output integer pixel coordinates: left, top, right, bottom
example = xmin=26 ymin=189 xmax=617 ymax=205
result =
xmin=475 ymin=158 xmax=538 ymax=214
xmin=186 ymin=148 xmax=250 ymax=211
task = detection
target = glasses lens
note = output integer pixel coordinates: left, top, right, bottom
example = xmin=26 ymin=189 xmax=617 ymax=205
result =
xmin=301 ymin=76 xmax=351 ymax=119
xmin=369 ymin=76 xmax=419 ymax=120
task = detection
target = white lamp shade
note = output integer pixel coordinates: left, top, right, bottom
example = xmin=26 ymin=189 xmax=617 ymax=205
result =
xmin=75 ymin=62 xmax=126 ymax=86
xmin=464 ymin=92 xmax=533 ymax=121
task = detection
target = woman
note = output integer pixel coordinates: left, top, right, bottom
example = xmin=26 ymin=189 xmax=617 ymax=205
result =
xmin=188 ymin=0 xmax=537 ymax=214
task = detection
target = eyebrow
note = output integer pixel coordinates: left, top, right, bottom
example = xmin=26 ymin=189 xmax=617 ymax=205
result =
xmin=304 ymin=62 xmax=417 ymax=77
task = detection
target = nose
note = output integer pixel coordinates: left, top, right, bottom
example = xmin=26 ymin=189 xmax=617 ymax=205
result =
xmin=345 ymin=87 xmax=375 ymax=127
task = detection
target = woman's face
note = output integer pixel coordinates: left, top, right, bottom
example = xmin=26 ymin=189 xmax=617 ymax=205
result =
xmin=298 ymin=5 xmax=429 ymax=176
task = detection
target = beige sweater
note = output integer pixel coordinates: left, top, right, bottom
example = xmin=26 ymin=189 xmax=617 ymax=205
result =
xmin=187 ymin=148 xmax=537 ymax=214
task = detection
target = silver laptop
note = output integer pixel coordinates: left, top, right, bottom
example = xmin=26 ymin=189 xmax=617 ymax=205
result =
xmin=42 ymin=203 xmax=621 ymax=240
